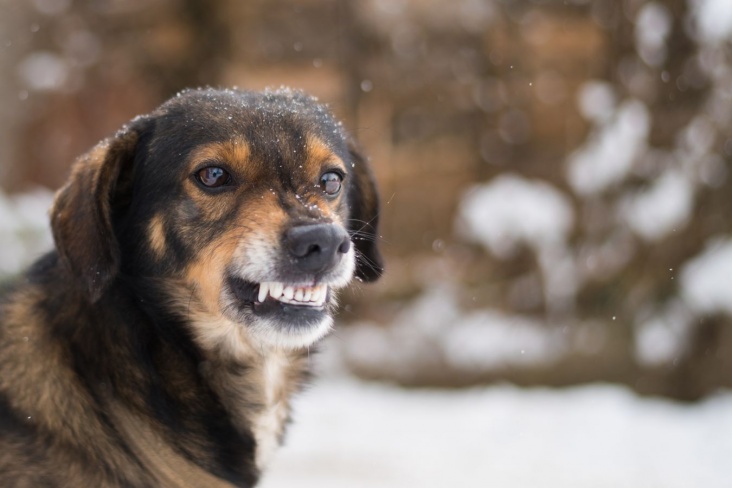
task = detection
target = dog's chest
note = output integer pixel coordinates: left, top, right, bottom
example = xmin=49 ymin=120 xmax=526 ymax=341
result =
xmin=212 ymin=350 xmax=299 ymax=470
xmin=250 ymin=352 xmax=292 ymax=468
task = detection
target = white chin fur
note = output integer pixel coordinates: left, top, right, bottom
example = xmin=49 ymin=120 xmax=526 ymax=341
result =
xmin=249 ymin=315 xmax=334 ymax=350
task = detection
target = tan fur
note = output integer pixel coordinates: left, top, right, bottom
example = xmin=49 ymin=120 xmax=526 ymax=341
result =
xmin=1 ymin=289 xmax=101 ymax=448
xmin=184 ymin=235 xmax=240 ymax=318
xmin=0 ymin=288 xmax=151 ymax=486
xmin=108 ymin=403 xmax=235 ymax=488
xmin=0 ymin=88 xmax=382 ymax=487
xmin=180 ymin=193 xmax=285 ymax=318
xmin=187 ymin=139 xmax=252 ymax=174
xmin=305 ymin=135 xmax=345 ymax=170
xmin=148 ymin=213 xmax=167 ymax=258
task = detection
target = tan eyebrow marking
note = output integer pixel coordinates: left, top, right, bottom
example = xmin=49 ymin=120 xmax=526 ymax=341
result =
xmin=305 ymin=136 xmax=346 ymax=171
xmin=187 ymin=138 xmax=252 ymax=173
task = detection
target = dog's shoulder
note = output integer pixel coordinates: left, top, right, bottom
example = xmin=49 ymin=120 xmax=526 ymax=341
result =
xmin=0 ymin=254 xmax=130 ymax=485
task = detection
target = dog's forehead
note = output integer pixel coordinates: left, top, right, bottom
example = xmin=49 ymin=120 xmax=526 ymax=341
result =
xmin=152 ymin=88 xmax=348 ymax=161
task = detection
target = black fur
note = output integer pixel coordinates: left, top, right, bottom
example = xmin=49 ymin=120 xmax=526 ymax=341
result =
xmin=0 ymin=88 xmax=382 ymax=487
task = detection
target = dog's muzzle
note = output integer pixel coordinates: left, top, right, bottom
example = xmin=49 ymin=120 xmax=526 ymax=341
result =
xmin=223 ymin=222 xmax=355 ymax=348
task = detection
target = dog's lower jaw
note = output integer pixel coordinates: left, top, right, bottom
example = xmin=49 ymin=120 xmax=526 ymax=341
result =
xmin=224 ymin=268 xmax=353 ymax=351
xmin=223 ymin=294 xmax=338 ymax=352
xmin=248 ymin=313 xmax=335 ymax=350
xmin=187 ymin=295 xmax=339 ymax=366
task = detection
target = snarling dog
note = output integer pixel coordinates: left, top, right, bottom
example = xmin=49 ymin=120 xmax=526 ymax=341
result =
xmin=0 ymin=88 xmax=382 ymax=487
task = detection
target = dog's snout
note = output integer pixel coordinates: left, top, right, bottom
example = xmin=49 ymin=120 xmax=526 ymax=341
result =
xmin=286 ymin=224 xmax=350 ymax=273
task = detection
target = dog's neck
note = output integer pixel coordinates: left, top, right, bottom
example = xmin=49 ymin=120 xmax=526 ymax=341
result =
xmin=124 ymin=274 xmax=314 ymax=462
xmin=146 ymin=290 xmax=313 ymax=472
xmin=85 ymin=274 xmax=312 ymax=482
xmin=200 ymin=341 xmax=310 ymax=470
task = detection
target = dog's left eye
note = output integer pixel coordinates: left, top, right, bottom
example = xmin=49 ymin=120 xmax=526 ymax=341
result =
xmin=320 ymin=172 xmax=343 ymax=196
xmin=196 ymin=166 xmax=231 ymax=188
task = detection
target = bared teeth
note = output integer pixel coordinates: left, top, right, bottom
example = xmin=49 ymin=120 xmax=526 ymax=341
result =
xmin=256 ymin=282 xmax=328 ymax=307
xmin=270 ymin=282 xmax=283 ymax=300
xmin=258 ymin=283 xmax=269 ymax=303
xmin=311 ymin=286 xmax=322 ymax=303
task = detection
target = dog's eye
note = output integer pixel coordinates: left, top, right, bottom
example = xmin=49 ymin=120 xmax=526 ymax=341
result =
xmin=320 ymin=172 xmax=342 ymax=196
xmin=196 ymin=166 xmax=231 ymax=188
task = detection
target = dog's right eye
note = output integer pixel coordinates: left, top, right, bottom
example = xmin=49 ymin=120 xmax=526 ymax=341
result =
xmin=195 ymin=166 xmax=231 ymax=188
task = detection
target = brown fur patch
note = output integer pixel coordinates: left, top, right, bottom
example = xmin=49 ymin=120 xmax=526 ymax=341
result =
xmin=184 ymin=235 xmax=240 ymax=317
xmin=148 ymin=213 xmax=167 ymax=258
xmin=0 ymin=287 xmax=150 ymax=486
xmin=109 ymin=403 xmax=235 ymax=487
xmin=305 ymin=135 xmax=346 ymax=173
xmin=187 ymin=138 xmax=252 ymax=169
xmin=182 ymin=191 xmax=287 ymax=320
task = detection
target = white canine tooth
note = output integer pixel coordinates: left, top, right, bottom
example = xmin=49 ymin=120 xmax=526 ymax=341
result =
xmin=304 ymin=289 xmax=312 ymax=302
xmin=270 ymin=282 xmax=283 ymax=300
xmin=258 ymin=282 xmax=269 ymax=303
xmin=284 ymin=286 xmax=295 ymax=300
xmin=311 ymin=287 xmax=321 ymax=303
xmin=295 ymin=289 xmax=304 ymax=302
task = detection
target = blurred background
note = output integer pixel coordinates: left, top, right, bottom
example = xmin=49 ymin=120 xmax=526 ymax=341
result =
xmin=1 ymin=0 xmax=731 ymax=486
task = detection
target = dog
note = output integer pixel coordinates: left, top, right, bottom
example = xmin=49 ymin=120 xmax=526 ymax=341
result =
xmin=0 ymin=87 xmax=382 ymax=487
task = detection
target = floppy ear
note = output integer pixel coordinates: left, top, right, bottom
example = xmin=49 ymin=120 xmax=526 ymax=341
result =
xmin=347 ymin=141 xmax=384 ymax=282
xmin=51 ymin=119 xmax=148 ymax=302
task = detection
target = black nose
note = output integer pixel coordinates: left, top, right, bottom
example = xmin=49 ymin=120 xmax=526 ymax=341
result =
xmin=285 ymin=224 xmax=351 ymax=274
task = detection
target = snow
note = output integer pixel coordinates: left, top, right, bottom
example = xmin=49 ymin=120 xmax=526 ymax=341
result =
xmin=634 ymin=300 xmax=693 ymax=366
xmin=443 ymin=310 xmax=564 ymax=370
xmin=576 ymin=80 xmax=615 ymax=123
xmin=16 ymin=51 xmax=69 ymax=92
xmin=339 ymin=286 xmax=564 ymax=377
xmin=619 ymin=169 xmax=693 ymax=242
xmin=635 ymin=2 xmax=672 ymax=67
xmin=680 ymin=237 xmax=732 ymax=316
xmin=567 ymin=99 xmax=650 ymax=196
xmin=260 ymin=378 xmax=732 ymax=488
xmin=678 ymin=115 xmax=717 ymax=166
xmin=0 ymin=188 xmax=54 ymax=277
xmin=457 ymin=174 xmax=578 ymax=314
xmin=693 ymin=0 xmax=732 ymax=43
xmin=457 ymin=174 xmax=574 ymax=259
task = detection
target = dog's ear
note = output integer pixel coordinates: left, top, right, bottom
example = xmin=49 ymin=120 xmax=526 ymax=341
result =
xmin=51 ymin=118 xmax=149 ymax=303
xmin=347 ymin=141 xmax=384 ymax=282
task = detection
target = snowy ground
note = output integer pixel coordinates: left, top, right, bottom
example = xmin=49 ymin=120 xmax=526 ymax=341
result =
xmin=260 ymin=378 xmax=732 ymax=488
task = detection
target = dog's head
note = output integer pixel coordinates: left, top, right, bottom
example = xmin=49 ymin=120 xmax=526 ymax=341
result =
xmin=51 ymin=88 xmax=382 ymax=352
